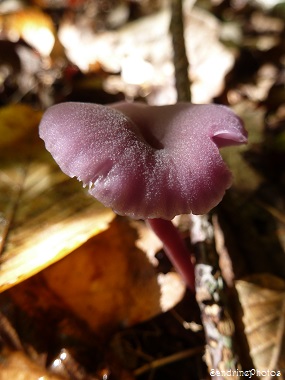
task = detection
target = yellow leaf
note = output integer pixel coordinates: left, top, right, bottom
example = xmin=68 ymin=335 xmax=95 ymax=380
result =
xmin=8 ymin=217 xmax=185 ymax=335
xmin=0 ymin=104 xmax=42 ymax=148
xmin=0 ymin=104 xmax=115 ymax=292
xmin=42 ymin=217 xmax=163 ymax=333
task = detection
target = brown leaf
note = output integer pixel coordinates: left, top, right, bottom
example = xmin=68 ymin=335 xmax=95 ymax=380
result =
xmin=59 ymin=4 xmax=234 ymax=103
xmin=43 ymin=217 xmax=163 ymax=332
xmin=235 ymin=274 xmax=285 ymax=377
xmin=9 ymin=217 xmax=184 ymax=337
xmin=0 ymin=349 xmax=64 ymax=380
xmin=0 ymin=104 xmax=115 ymax=292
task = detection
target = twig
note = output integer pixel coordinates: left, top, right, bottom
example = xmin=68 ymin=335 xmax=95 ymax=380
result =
xmin=191 ymin=214 xmax=241 ymax=380
xmin=0 ymin=311 xmax=23 ymax=351
xmin=169 ymin=3 xmax=242 ymax=378
xmin=133 ymin=346 xmax=204 ymax=377
xmin=170 ymin=0 xmax=191 ymax=102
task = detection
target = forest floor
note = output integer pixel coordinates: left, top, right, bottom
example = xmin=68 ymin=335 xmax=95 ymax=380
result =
xmin=0 ymin=0 xmax=285 ymax=379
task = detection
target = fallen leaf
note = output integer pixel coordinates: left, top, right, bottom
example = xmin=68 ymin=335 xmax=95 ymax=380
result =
xmin=59 ymin=2 xmax=234 ymax=104
xmin=0 ymin=349 xmax=64 ymax=380
xmin=9 ymin=217 xmax=185 ymax=337
xmin=0 ymin=103 xmax=42 ymax=148
xmin=235 ymin=273 xmax=285 ymax=377
xmin=0 ymin=104 xmax=115 ymax=292
xmin=42 ymin=217 xmax=163 ymax=332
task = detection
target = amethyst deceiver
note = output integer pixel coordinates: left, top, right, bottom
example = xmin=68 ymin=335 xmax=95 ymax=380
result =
xmin=39 ymin=102 xmax=247 ymax=220
xmin=39 ymin=101 xmax=247 ymax=290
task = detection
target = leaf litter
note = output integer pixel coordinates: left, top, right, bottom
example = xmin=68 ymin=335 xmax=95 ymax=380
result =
xmin=0 ymin=0 xmax=285 ymax=378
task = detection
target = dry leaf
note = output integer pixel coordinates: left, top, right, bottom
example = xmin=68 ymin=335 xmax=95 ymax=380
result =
xmin=42 ymin=217 xmax=162 ymax=332
xmin=0 ymin=104 xmax=42 ymax=148
xmin=0 ymin=104 xmax=115 ymax=292
xmin=235 ymin=274 xmax=285 ymax=377
xmin=0 ymin=349 xmax=63 ymax=380
xmin=9 ymin=217 xmax=185 ymax=336
xmin=59 ymin=2 xmax=233 ymax=103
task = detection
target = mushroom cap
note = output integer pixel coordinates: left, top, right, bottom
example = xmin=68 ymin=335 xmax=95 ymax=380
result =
xmin=39 ymin=102 xmax=247 ymax=220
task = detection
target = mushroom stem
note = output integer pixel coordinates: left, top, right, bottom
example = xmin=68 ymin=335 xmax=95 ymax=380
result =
xmin=146 ymin=218 xmax=195 ymax=292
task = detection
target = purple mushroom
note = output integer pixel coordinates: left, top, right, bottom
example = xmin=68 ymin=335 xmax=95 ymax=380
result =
xmin=39 ymin=102 xmax=247 ymax=291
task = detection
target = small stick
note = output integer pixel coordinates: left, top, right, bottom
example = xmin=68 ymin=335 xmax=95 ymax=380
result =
xmin=191 ymin=214 xmax=241 ymax=380
xmin=170 ymin=0 xmax=191 ymax=102
xmin=133 ymin=346 xmax=204 ymax=377
xmin=169 ymin=2 xmax=242 ymax=378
